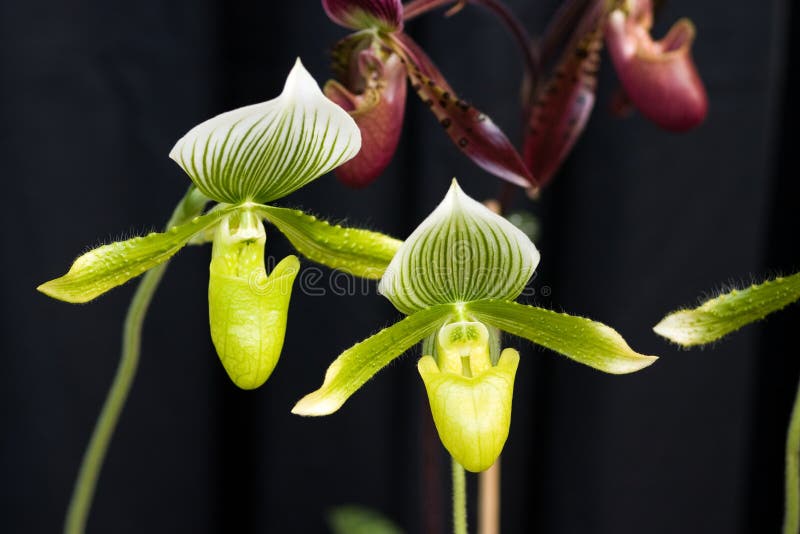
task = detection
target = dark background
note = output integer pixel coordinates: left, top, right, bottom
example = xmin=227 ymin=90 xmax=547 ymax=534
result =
xmin=1 ymin=0 xmax=798 ymax=532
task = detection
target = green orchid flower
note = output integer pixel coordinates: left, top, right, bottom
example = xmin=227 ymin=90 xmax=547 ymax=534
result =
xmin=293 ymin=179 xmax=657 ymax=472
xmin=39 ymin=59 xmax=401 ymax=390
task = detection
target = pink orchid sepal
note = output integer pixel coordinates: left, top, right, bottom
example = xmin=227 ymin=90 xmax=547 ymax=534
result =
xmin=322 ymin=0 xmax=404 ymax=31
xmin=604 ymin=0 xmax=708 ymax=132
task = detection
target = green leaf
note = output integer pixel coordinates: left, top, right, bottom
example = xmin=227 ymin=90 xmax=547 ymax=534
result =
xmin=292 ymin=304 xmax=455 ymax=416
xmin=38 ymin=205 xmax=235 ymax=304
xmin=328 ymin=505 xmax=404 ymax=534
xmin=169 ymin=58 xmax=361 ymax=204
xmin=466 ymin=299 xmax=658 ymax=374
xmin=258 ymin=205 xmax=401 ymax=279
xmin=379 ymin=180 xmax=540 ymax=314
xmin=654 ymin=271 xmax=800 ymax=346
xmin=209 ymin=211 xmax=299 ymax=389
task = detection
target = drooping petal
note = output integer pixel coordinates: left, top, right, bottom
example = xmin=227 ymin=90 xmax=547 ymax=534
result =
xmin=257 ymin=204 xmax=402 ymax=279
xmin=523 ymin=6 xmax=603 ymax=187
xmin=604 ymin=0 xmax=707 ymax=132
xmin=208 ymin=211 xmax=300 ymax=390
xmin=325 ymin=51 xmax=408 ymax=187
xmin=170 ymin=59 xmax=361 ymax=204
xmin=388 ymin=33 xmax=535 ymax=188
xmin=292 ymin=304 xmax=455 ymax=416
xmin=37 ymin=204 xmax=234 ymax=303
xmin=466 ymin=299 xmax=658 ymax=374
xmin=379 ymin=180 xmax=540 ymax=315
xmin=419 ymin=348 xmax=519 ymax=472
xmin=654 ymin=272 xmax=800 ymax=347
xmin=322 ymin=0 xmax=403 ymax=31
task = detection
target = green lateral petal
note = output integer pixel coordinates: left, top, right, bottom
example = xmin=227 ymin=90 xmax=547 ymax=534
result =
xmin=292 ymin=304 xmax=455 ymax=416
xmin=654 ymin=272 xmax=800 ymax=347
xmin=258 ymin=205 xmax=401 ymax=279
xmin=378 ymin=180 xmax=540 ymax=314
xmin=209 ymin=212 xmax=299 ymax=389
xmin=38 ymin=205 xmax=234 ymax=304
xmin=466 ymin=299 xmax=658 ymax=374
xmin=169 ymin=59 xmax=361 ymax=204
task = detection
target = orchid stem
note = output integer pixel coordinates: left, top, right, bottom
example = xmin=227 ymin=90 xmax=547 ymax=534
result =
xmin=783 ymin=377 xmax=800 ymax=534
xmin=452 ymin=457 xmax=468 ymax=534
xmin=478 ymin=458 xmax=500 ymax=534
xmin=64 ymin=187 xmax=207 ymax=534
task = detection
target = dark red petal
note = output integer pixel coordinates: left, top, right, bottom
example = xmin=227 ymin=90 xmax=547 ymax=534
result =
xmin=322 ymin=0 xmax=403 ymax=31
xmin=326 ymin=52 xmax=408 ymax=187
xmin=389 ymin=33 xmax=534 ymax=188
xmin=523 ymin=10 xmax=603 ymax=188
xmin=604 ymin=0 xmax=708 ymax=132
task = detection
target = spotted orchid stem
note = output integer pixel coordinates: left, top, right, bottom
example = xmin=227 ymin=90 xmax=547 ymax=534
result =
xmin=64 ymin=187 xmax=207 ymax=534
xmin=785 ymin=377 xmax=800 ymax=534
xmin=452 ymin=457 xmax=468 ymax=534
xmin=403 ymin=0 xmax=538 ymax=93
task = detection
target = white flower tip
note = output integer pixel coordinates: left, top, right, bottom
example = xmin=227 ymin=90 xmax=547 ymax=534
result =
xmin=652 ymin=312 xmax=699 ymax=346
xmin=608 ymin=354 xmax=659 ymax=374
xmin=282 ymin=57 xmax=323 ymax=100
xmin=291 ymin=392 xmax=342 ymax=416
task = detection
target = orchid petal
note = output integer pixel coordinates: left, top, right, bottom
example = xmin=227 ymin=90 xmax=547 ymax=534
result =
xmin=257 ymin=205 xmax=402 ymax=279
xmin=466 ymin=299 xmax=658 ymax=374
xmin=208 ymin=212 xmax=299 ymax=389
xmin=325 ymin=51 xmax=408 ymax=187
xmin=292 ymin=304 xmax=454 ymax=416
xmin=419 ymin=348 xmax=519 ymax=472
xmin=38 ymin=204 xmax=234 ymax=304
xmin=379 ymin=180 xmax=540 ymax=315
xmin=170 ymin=59 xmax=361 ymax=204
xmin=388 ymin=33 xmax=535 ymax=188
xmin=322 ymin=0 xmax=404 ymax=31
xmin=524 ymin=12 xmax=603 ymax=187
xmin=604 ymin=0 xmax=707 ymax=131
xmin=654 ymin=272 xmax=800 ymax=347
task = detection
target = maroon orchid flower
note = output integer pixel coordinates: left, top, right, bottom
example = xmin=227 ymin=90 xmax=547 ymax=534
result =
xmin=321 ymin=0 xmax=535 ymax=188
xmin=523 ymin=0 xmax=708 ymax=187
xmin=604 ymin=0 xmax=708 ymax=132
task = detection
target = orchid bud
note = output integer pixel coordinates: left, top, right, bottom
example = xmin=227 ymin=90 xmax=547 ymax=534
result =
xmin=208 ymin=210 xmax=299 ymax=389
xmin=418 ymin=321 xmax=519 ymax=472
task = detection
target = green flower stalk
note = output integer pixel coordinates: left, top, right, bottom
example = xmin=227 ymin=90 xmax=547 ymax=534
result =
xmin=294 ymin=179 xmax=657 ymax=473
xmin=38 ymin=59 xmax=401 ymax=533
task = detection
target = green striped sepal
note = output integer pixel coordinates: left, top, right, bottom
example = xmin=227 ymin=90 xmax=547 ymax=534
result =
xmin=378 ymin=179 xmax=540 ymax=314
xmin=169 ymin=58 xmax=361 ymax=204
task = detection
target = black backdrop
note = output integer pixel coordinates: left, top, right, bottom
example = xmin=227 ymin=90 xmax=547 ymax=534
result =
xmin=2 ymin=0 xmax=798 ymax=532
